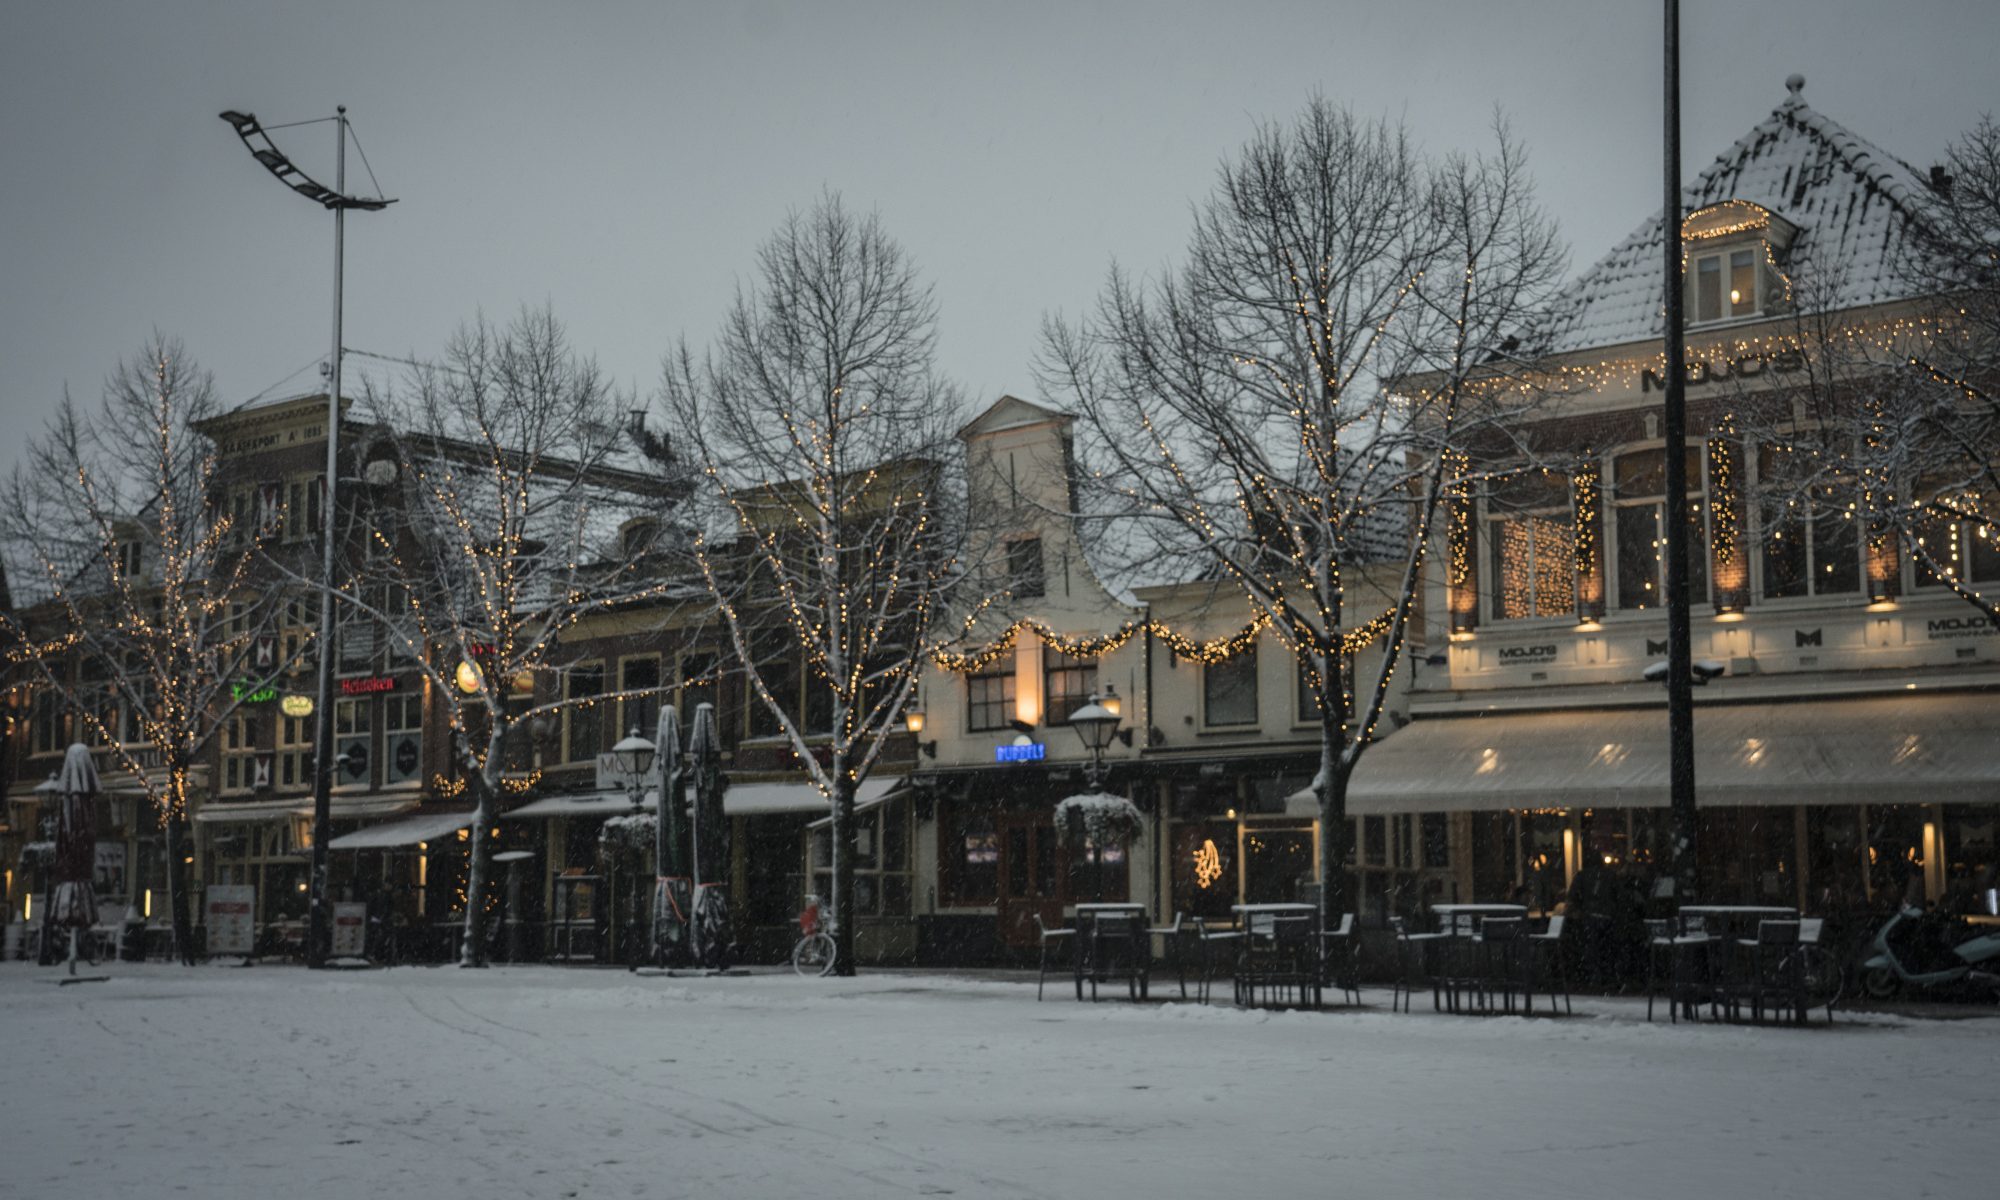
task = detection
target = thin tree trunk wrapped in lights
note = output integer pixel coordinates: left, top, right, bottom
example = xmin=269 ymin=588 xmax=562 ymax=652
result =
xmin=1 ymin=336 xmax=301 ymax=965
xmin=1039 ymin=100 xmax=1564 ymax=929
xmin=662 ymin=195 xmax=977 ymax=977
xmin=1446 ymin=451 xmax=1480 ymax=636
xmin=346 ymin=308 xmax=691 ymax=968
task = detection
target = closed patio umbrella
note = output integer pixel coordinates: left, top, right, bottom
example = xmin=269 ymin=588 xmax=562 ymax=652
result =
xmin=49 ymin=743 xmax=101 ymax=978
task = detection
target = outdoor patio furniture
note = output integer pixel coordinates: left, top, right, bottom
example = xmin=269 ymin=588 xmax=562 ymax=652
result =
xmin=1032 ymin=913 xmax=1074 ymax=1002
xmin=1476 ymin=917 xmax=1527 ymax=1014
xmin=1190 ymin=916 xmax=1243 ymax=1004
xmin=1320 ymin=912 xmax=1360 ymax=1005
xmin=1525 ymin=914 xmax=1571 ymax=1015
xmin=1147 ymin=912 xmax=1187 ymax=1000
xmin=1231 ymin=903 xmax=1320 ymax=1009
xmin=1743 ymin=919 xmax=1806 ymax=1024
xmin=1080 ymin=911 xmax=1145 ymax=1002
xmin=1389 ymin=915 xmax=1448 ymax=1013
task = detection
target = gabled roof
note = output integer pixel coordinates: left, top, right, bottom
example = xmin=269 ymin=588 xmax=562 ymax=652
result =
xmin=1533 ymin=74 xmax=1943 ymax=355
xmin=957 ymin=394 xmax=1072 ymax=442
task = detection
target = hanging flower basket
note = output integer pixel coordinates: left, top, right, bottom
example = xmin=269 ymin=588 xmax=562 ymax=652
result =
xmin=597 ymin=812 xmax=656 ymax=872
xmin=1052 ymin=792 xmax=1145 ymax=849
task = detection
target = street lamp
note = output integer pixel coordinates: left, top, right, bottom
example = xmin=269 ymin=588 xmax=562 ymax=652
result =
xmin=220 ymin=107 xmax=394 ymax=969
xmin=1066 ymin=687 xmax=1127 ymax=790
xmin=611 ymin=728 xmax=658 ymax=808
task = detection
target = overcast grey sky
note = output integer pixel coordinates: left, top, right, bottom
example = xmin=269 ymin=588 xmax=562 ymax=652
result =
xmin=3 ymin=0 xmax=1994 ymax=463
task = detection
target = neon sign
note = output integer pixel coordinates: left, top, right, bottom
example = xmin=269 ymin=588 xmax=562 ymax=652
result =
xmin=994 ymin=742 xmax=1045 ymax=763
xmin=230 ymin=682 xmax=277 ymax=704
xmin=339 ymin=676 xmax=399 ymax=696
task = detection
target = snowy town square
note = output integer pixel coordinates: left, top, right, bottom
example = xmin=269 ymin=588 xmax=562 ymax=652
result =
xmin=2 ymin=963 xmax=1990 ymax=1199
xmin=5 ymin=2 xmax=2000 ymax=1197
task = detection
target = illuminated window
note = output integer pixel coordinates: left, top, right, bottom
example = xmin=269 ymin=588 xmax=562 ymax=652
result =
xmin=1613 ymin=447 xmax=1709 ymax=610
xmin=1757 ymin=445 xmax=1859 ymax=599
xmin=1487 ymin=473 xmax=1574 ymax=620
xmin=966 ymin=668 xmax=1016 ymax=732
xmin=1042 ymin=648 xmax=1097 ymax=725
xmin=1690 ymin=248 xmax=1760 ymax=323
xmin=1911 ymin=492 xmax=2000 ymax=590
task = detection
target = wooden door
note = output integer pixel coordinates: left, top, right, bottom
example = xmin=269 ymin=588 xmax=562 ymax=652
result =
xmin=996 ymin=812 xmax=1065 ymax=949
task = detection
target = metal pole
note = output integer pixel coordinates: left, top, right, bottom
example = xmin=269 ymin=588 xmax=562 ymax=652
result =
xmin=1661 ymin=5 xmax=1699 ymax=905
xmin=306 ymin=108 xmax=348 ymax=968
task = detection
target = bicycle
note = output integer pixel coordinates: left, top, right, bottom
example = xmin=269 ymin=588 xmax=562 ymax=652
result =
xmin=791 ymin=894 xmax=836 ymax=977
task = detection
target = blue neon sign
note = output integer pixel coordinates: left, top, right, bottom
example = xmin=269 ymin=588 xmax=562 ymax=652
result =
xmin=994 ymin=742 xmax=1046 ymax=763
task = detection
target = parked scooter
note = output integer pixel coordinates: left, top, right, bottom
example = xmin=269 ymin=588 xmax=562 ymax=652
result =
xmin=1860 ymin=904 xmax=2000 ymax=999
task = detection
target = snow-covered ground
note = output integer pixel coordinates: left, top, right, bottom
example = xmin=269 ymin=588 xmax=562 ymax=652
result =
xmin=1 ymin=962 xmax=1987 ymax=1199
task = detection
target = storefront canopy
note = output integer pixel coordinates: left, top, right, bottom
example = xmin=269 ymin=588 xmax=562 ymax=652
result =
xmin=326 ymin=809 xmax=478 ymax=851
xmin=732 ymin=776 xmax=899 ymax=818
xmin=1286 ymin=691 xmax=2000 ymax=815
xmin=803 ymin=779 xmax=909 ymax=830
xmin=194 ymin=794 xmax=419 ymax=824
xmin=503 ymin=790 xmax=657 ymax=819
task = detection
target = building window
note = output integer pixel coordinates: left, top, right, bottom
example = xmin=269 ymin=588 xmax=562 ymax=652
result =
xmin=618 ymin=656 xmax=660 ymax=742
xmin=222 ymin=714 xmax=261 ymax=794
xmin=283 ymin=475 xmax=325 ymax=544
xmin=30 ymin=689 xmax=66 ymax=757
xmin=1757 ymin=446 xmax=1859 ymax=599
xmin=1690 ymin=247 xmax=1759 ymax=324
xmin=810 ymin=801 xmax=912 ymax=920
xmin=332 ymin=698 xmax=373 ymax=789
xmin=1614 ymin=447 xmax=1709 ymax=610
xmin=119 ymin=685 xmax=154 ymax=746
xmin=944 ymin=805 xmax=1000 ymax=905
xmin=1203 ymin=645 xmax=1258 ymax=727
xmin=1042 ymin=648 xmax=1097 ymax=725
xmin=1487 ymin=473 xmax=1575 ymax=621
xmin=1007 ymin=537 xmax=1045 ymax=599
xmin=966 ymin=668 xmax=1016 ymax=732
xmin=276 ymin=713 xmax=311 ymax=792
xmin=1911 ymin=499 xmax=2000 ymax=590
xmin=565 ymin=663 xmax=604 ymax=762
xmin=382 ymin=693 xmax=423 ymax=786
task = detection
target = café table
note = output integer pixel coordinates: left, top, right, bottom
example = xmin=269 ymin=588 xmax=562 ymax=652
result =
xmin=1668 ymin=905 xmax=1801 ymax=1020
xmin=1230 ymin=903 xmax=1321 ymax=1008
xmin=1428 ymin=903 xmax=1528 ymax=1011
xmin=1072 ymin=903 xmax=1149 ymax=1001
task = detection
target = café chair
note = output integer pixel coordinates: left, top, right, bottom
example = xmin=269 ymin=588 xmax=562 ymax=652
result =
xmin=1147 ymin=911 xmax=1187 ymax=1000
xmin=1525 ymin=914 xmax=1570 ymax=1015
xmin=1190 ymin=916 xmax=1242 ymax=1005
xmin=1476 ymin=917 xmax=1527 ymax=1014
xmin=1320 ymin=912 xmax=1360 ymax=1005
xmin=1389 ymin=915 xmax=1448 ymax=1013
xmin=1032 ymin=913 xmax=1073 ymax=1002
xmin=1086 ymin=912 xmax=1144 ymax=1002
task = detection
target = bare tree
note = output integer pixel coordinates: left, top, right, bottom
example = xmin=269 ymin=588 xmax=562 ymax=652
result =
xmin=1729 ymin=119 xmax=2000 ymax=628
xmin=1039 ymin=101 xmax=1563 ymax=925
xmin=0 ymin=335 xmax=293 ymax=963
xmin=356 ymin=308 xmax=688 ymax=966
xmin=661 ymin=194 xmax=966 ymax=976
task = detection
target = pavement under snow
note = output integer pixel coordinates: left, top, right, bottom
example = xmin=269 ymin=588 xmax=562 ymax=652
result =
xmin=1 ymin=962 xmax=1986 ymax=1198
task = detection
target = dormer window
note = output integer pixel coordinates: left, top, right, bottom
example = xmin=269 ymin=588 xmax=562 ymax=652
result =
xmin=1682 ymin=200 xmax=1796 ymax=327
xmin=1693 ymin=248 xmax=1760 ymax=322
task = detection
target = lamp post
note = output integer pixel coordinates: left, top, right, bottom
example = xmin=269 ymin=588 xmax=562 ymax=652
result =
xmin=219 ymin=108 xmax=395 ymax=968
xmin=609 ymin=728 xmax=656 ymax=967
xmin=1066 ymin=689 xmax=1125 ymax=901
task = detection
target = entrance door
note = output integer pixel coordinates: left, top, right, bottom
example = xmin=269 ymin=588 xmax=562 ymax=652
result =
xmin=996 ymin=813 xmax=1064 ymax=949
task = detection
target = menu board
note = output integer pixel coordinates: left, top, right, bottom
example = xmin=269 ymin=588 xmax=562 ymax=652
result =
xmin=331 ymin=903 xmax=368 ymax=958
xmin=205 ymin=885 xmax=256 ymax=956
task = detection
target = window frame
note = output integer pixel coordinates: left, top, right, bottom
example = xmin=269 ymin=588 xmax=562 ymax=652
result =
xmin=1041 ymin=646 xmax=1098 ymax=727
xmin=1201 ymin=643 xmax=1260 ymax=728
xmin=1611 ymin=445 xmax=1711 ymax=612
xmin=1483 ymin=473 xmax=1577 ymax=623
xmin=965 ymin=667 xmax=1017 ymax=733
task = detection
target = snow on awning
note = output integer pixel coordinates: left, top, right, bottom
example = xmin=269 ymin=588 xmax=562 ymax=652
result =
xmin=502 ymin=790 xmax=657 ymax=819
xmin=195 ymin=797 xmax=310 ymax=824
xmin=327 ymin=809 xmax=478 ymax=851
xmin=800 ymin=780 xmax=912 ymax=824
xmin=1283 ymin=692 xmax=2000 ymax=816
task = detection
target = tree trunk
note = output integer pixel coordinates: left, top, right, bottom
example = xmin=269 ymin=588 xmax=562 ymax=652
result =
xmin=459 ymin=765 xmax=499 ymax=968
xmin=162 ymin=759 xmax=198 ymax=965
xmin=830 ymin=766 xmax=856 ymax=976
xmin=1314 ymin=711 xmax=1353 ymax=931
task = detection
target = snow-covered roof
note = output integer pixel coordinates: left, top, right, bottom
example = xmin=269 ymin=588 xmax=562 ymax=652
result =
xmin=1532 ymin=75 xmax=1942 ymax=355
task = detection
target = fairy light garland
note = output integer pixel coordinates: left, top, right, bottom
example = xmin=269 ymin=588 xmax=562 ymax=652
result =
xmin=1570 ymin=455 xmax=1605 ymax=623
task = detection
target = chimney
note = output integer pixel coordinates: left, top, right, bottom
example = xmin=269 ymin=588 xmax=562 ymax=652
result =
xmin=1930 ymin=164 xmax=1954 ymax=197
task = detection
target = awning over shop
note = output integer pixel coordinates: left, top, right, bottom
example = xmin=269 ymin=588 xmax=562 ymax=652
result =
xmin=193 ymin=794 xmax=419 ymax=824
xmin=804 ymin=779 xmax=909 ymax=830
xmin=326 ymin=809 xmax=478 ymax=851
xmin=195 ymin=797 xmax=311 ymax=824
xmin=731 ymin=776 xmax=900 ymax=818
xmin=502 ymin=790 xmax=657 ymax=819
xmin=1285 ymin=691 xmax=2000 ymax=815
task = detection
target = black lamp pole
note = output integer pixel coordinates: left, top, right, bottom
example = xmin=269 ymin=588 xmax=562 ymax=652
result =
xmin=1661 ymin=3 xmax=1700 ymax=905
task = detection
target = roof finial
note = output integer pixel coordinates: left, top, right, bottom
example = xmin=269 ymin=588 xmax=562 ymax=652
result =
xmin=1785 ymin=73 xmax=1805 ymax=100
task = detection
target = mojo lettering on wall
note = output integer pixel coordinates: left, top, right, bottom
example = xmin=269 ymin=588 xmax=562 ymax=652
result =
xmin=1926 ymin=616 xmax=1996 ymax=641
xmin=1496 ymin=644 xmax=1558 ymax=668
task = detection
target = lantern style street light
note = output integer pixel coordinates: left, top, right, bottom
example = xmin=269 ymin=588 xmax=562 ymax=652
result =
xmin=220 ymin=107 xmax=394 ymax=969
xmin=611 ymin=728 xmax=658 ymax=810
xmin=1066 ymin=687 xmax=1124 ymax=791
